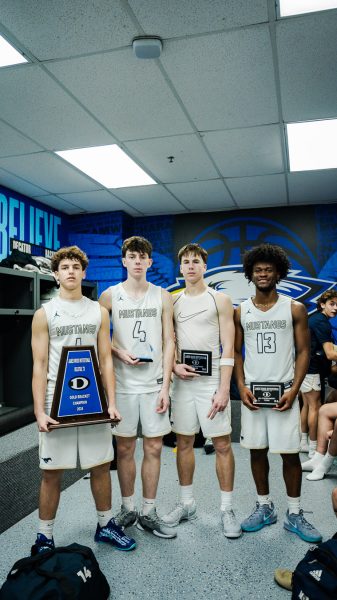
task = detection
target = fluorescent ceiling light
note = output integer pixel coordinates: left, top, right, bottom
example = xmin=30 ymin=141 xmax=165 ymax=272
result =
xmin=0 ymin=35 xmax=27 ymax=67
xmin=56 ymin=145 xmax=156 ymax=188
xmin=279 ymin=0 xmax=337 ymax=17
xmin=287 ymin=119 xmax=337 ymax=171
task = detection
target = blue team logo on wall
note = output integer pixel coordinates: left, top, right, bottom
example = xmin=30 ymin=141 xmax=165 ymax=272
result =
xmin=168 ymin=266 xmax=337 ymax=314
xmin=171 ymin=216 xmax=337 ymax=312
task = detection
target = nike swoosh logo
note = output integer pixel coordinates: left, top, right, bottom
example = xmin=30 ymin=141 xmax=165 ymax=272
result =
xmin=176 ymin=309 xmax=207 ymax=322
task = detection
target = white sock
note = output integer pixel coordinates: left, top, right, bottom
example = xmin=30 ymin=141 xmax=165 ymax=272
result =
xmin=309 ymin=439 xmax=317 ymax=457
xmin=97 ymin=509 xmax=113 ymax=527
xmin=311 ymin=451 xmax=324 ymax=464
xmin=301 ymin=433 xmax=308 ymax=444
xmin=257 ymin=494 xmax=272 ymax=506
xmin=287 ymin=496 xmax=300 ymax=515
xmin=180 ymin=484 xmax=194 ymax=505
xmin=38 ymin=519 xmax=55 ymax=539
xmin=141 ymin=498 xmax=155 ymax=516
xmin=220 ymin=491 xmax=233 ymax=511
xmin=321 ymin=451 xmax=334 ymax=471
xmin=122 ymin=495 xmax=135 ymax=511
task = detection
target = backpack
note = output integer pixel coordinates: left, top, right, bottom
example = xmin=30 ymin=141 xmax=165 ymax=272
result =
xmin=292 ymin=535 xmax=337 ymax=600
xmin=0 ymin=543 xmax=110 ymax=600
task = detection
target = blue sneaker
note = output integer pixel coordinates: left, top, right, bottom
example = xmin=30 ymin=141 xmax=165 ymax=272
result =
xmin=241 ymin=502 xmax=277 ymax=532
xmin=95 ymin=518 xmax=136 ymax=551
xmin=31 ymin=533 xmax=55 ymax=556
xmin=284 ymin=510 xmax=322 ymax=543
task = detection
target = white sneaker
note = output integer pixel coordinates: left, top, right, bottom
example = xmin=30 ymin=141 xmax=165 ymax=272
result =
xmin=221 ymin=509 xmax=242 ymax=538
xmin=301 ymin=453 xmax=323 ymax=472
xmin=307 ymin=455 xmax=334 ymax=480
xmin=161 ymin=501 xmax=197 ymax=527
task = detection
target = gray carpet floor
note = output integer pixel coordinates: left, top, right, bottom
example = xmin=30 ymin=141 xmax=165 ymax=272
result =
xmin=1 ymin=442 xmax=336 ymax=599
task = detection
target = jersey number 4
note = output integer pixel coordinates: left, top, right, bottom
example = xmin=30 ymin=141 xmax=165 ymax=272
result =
xmin=256 ymin=331 xmax=276 ymax=354
xmin=133 ymin=320 xmax=146 ymax=342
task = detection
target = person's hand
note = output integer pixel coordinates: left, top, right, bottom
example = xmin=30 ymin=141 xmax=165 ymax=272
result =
xmin=327 ymin=429 xmax=334 ymax=440
xmin=108 ymin=405 xmax=121 ymax=421
xmin=273 ymin=389 xmax=296 ymax=412
xmin=156 ymin=389 xmax=170 ymax=414
xmin=36 ymin=412 xmax=59 ymax=432
xmin=115 ymin=349 xmax=143 ymax=365
xmin=174 ymin=363 xmax=200 ymax=380
xmin=207 ymin=390 xmax=229 ymax=420
xmin=239 ymin=386 xmax=259 ymax=411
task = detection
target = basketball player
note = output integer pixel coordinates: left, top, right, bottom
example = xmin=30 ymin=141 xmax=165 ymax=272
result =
xmin=99 ymin=236 xmax=176 ymax=539
xmin=234 ymin=243 xmax=322 ymax=542
xmin=31 ymin=246 xmax=136 ymax=554
xmin=162 ymin=243 xmax=241 ymax=538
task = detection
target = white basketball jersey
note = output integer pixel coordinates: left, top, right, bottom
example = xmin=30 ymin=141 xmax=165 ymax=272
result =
xmin=240 ymin=295 xmax=295 ymax=385
xmin=110 ymin=282 xmax=163 ymax=393
xmin=43 ymin=295 xmax=101 ymax=403
xmin=173 ymin=287 xmax=221 ymax=382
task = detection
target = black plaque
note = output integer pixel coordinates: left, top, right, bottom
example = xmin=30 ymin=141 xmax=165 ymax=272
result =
xmin=49 ymin=345 xmax=120 ymax=429
xmin=251 ymin=382 xmax=284 ymax=407
xmin=181 ymin=349 xmax=212 ymax=376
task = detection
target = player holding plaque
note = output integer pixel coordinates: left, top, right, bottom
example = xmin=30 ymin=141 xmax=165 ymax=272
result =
xmin=234 ymin=243 xmax=322 ymax=543
xmin=31 ymin=246 xmax=136 ymax=555
xmin=162 ymin=243 xmax=241 ymax=539
xmin=99 ymin=236 xmax=176 ymax=539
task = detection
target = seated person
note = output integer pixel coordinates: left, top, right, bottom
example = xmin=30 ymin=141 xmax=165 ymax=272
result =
xmin=302 ymin=401 xmax=337 ymax=480
xmin=300 ymin=291 xmax=337 ymax=457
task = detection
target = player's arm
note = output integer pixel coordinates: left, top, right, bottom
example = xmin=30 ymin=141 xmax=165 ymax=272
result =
xmin=31 ymin=308 xmax=59 ymax=431
xmin=276 ymin=301 xmax=309 ymax=412
xmin=156 ymin=290 xmax=175 ymax=413
xmin=97 ymin=306 xmax=120 ymax=421
xmin=99 ymin=287 xmax=139 ymax=366
xmin=322 ymin=341 xmax=337 ymax=361
xmin=234 ymin=306 xmax=258 ymax=411
xmin=207 ymin=294 xmax=234 ymax=419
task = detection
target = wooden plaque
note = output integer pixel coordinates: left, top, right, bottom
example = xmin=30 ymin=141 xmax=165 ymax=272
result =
xmin=49 ymin=345 xmax=119 ymax=429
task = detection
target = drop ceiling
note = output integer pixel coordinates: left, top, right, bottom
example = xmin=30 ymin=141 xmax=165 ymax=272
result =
xmin=0 ymin=0 xmax=336 ymax=216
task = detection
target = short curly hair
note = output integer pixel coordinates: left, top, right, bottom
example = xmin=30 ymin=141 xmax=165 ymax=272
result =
xmin=122 ymin=236 xmax=152 ymax=258
xmin=242 ymin=243 xmax=290 ymax=282
xmin=51 ymin=246 xmax=88 ymax=272
xmin=316 ymin=290 xmax=337 ymax=311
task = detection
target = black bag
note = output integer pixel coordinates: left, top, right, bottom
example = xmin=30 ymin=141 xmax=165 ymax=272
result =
xmin=0 ymin=543 xmax=110 ymax=600
xmin=292 ymin=535 xmax=337 ymax=600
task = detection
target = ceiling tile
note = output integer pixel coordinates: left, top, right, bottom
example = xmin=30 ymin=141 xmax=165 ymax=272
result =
xmin=58 ymin=189 xmax=139 ymax=214
xmin=125 ymin=135 xmax=218 ymax=183
xmin=0 ymin=168 xmax=48 ymax=197
xmin=0 ymin=153 xmax=101 ymax=194
xmin=160 ymin=25 xmax=278 ymax=130
xmin=0 ymin=0 xmax=137 ymax=60
xmin=277 ymin=12 xmax=337 ymax=121
xmin=129 ymin=0 xmax=268 ymax=37
xmin=114 ymin=185 xmax=186 ymax=214
xmin=46 ymin=51 xmax=193 ymax=141
xmin=30 ymin=194 xmax=83 ymax=214
xmin=0 ymin=65 xmax=114 ymax=149
xmin=226 ymin=174 xmax=287 ymax=207
xmin=0 ymin=121 xmax=42 ymax=157
xmin=203 ymin=125 xmax=284 ymax=177
xmin=166 ymin=180 xmax=235 ymax=210
xmin=288 ymin=171 xmax=337 ymax=204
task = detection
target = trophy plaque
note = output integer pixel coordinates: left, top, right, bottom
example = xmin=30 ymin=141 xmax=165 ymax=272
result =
xmin=49 ymin=346 xmax=120 ymax=429
xmin=251 ymin=382 xmax=284 ymax=407
xmin=181 ymin=349 xmax=212 ymax=376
